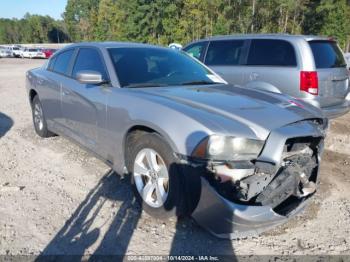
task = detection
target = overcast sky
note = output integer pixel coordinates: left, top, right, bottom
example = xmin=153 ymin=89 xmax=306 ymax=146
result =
xmin=0 ymin=0 xmax=68 ymax=20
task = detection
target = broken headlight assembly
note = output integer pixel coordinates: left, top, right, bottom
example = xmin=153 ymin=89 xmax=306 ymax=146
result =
xmin=192 ymin=135 xmax=265 ymax=161
xmin=191 ymin=135 xmax=268 ymax=202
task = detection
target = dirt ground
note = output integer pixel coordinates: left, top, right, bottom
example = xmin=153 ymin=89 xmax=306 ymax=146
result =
xmin=0 ymin=58 xmax=350 ymax=258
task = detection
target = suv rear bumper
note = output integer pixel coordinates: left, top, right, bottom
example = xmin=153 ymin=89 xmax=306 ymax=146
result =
xmin=321 ymin=100 xmax=350 ymax=119
xmin=304 ymin=96 xmax=350 ymax=119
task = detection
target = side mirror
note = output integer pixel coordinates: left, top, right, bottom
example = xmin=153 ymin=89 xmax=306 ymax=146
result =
xmin=76 ymin=70 xmax=105 ymax=85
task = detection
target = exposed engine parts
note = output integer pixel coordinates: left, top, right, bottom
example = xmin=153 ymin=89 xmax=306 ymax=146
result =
xmin=204 ymin=136 xmax=322 ymax=215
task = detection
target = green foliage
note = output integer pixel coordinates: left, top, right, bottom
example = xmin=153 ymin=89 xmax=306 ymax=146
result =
xmin=1 ymin=0 xmax=349 ymax=50
xmin=0 ymin=14 xmax=69 ymax=44
xmin=316 ymin=0 xmax=350 ymax=49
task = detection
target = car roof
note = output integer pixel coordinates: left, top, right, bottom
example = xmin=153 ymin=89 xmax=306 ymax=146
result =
xmin=187 ymin=33 xmax=332 ymax=44
xmin=51 ymin=42 xmax=174 ymax=61
xmin=65 ymin=41 xmax=167 ymax=50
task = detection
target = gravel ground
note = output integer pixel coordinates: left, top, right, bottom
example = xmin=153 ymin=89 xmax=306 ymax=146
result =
xmin=0 ymin=58 xmax=349 ymax=258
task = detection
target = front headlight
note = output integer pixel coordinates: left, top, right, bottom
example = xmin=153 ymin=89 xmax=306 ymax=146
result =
xmin=192 ymin=135 xmax=265 ymax=161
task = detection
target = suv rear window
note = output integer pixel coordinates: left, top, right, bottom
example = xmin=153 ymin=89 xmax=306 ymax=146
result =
xmin=247 ymin=39 xmax=297 ymax=66
xmin=308 ymin=40 xmax=346 ymax=69
xmin=205 ymin=40 xmax=244 ymax=66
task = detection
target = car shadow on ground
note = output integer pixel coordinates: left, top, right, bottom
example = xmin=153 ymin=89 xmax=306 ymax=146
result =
xmin=37 ymin=166 xmax=236 ymax=261
xmin=0 ymin=112 xmax=13 ymax=138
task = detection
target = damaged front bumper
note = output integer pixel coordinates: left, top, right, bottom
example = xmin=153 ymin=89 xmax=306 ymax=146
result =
xmin=188 ymin=119 xmax=327 ymax=239
xmin=192 ymin=177 xmax=311 ymax=238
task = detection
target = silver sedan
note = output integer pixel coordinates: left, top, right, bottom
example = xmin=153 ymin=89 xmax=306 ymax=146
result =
xmin=26 ymin=42 xmax=327 ymax=238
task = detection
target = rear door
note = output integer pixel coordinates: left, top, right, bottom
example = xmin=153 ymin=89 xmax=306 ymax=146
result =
xmin=203 ymin=39 xmax=247 ymax=85
xmin=61 ymin=47 xmax=110 ymax=153
xmin=42 ymin=49 xmax=75 ymax=129
xmin=241 ymin=39 xmax=300 ymax=96
xmin=308 ymin=40 xmax=349 ymax=107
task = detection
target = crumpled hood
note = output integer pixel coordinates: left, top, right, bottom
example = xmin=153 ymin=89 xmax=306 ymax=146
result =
xmin=140 ymin=84 xmax=324 ymax=139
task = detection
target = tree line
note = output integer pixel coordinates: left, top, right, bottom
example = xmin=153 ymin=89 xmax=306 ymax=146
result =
xmin=0 ymin=13 xmax=70 ymax=44
xmin=1 ymin=0 xmax=349 ymax=51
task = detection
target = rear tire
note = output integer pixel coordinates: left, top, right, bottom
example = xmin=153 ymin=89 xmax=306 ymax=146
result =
xmin=31 ymin=95 xmax=55 ymax=138
xmin=126 ymin=132 xmax=199 ymax=219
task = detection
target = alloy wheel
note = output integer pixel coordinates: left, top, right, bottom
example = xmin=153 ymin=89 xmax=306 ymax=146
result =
xmin=34 ymin=102 xmax=44 ymax=131
xmin=133 ymin=148 xmax=169 ymax=208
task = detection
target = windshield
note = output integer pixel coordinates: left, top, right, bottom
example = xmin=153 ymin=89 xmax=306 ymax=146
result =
xmin=108 ymin=47 xmax=224 ymax=88
xmin=308 ymin=40 xmax=346 ymax=68
xmin=29 ymin=49 xmax=38 ymax=52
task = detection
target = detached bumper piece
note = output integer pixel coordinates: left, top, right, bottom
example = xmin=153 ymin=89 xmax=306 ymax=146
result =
xmin=192 ymin=120 xmax=326 ymax=239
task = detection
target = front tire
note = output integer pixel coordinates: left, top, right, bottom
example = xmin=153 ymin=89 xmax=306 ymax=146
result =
xmin=31 ymin=95 xmax=55 ymax=138
xmin=126 ymin=132 xmax=197 ymax=219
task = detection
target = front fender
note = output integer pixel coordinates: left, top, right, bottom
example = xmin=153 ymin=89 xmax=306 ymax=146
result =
xmin=106 ymin=93 xmax=213 ymax=174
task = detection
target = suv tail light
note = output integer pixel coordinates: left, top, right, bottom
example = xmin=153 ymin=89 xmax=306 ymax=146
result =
xmin=300 ymin=71 xmax=318 ymax=95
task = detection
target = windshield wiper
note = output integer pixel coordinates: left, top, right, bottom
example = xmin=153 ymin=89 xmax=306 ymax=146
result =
xmin=180 ymin=80 xmax=220 ymax=85
xmin=123 ymin=83 xmax=168 ymax=88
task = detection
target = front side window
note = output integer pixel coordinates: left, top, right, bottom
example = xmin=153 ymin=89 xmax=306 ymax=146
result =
xmin=52 ymin=49 xmax=74 ymax=75
xmin=72 ymin=48 xmax=108 ymax=80
xmin=205 ymin=40 xmax=245 ymax=66
xmin=183 ymin=42 xmax=206 ymax=60
xmin=108 ymin=47 xmax=224 ymax=87
xmin=247 ymin=39 xmax=297 ymax=66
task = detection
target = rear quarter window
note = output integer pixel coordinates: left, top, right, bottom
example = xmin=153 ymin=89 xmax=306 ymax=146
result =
xmin=247 ymin=39 xmax=297 ymax=67
xmin=308 ymin=40 xmax=346 ymax=69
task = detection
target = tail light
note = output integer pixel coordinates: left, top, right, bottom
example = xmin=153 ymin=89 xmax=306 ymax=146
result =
xmin=300 ymin=71 xmax=318 ymax=95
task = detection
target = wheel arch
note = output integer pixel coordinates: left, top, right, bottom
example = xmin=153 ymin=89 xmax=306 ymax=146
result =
xmin=29 ymin=89 xmax=38 ymax=106
xmin=122 ymin=124 xmax=179 ymax=173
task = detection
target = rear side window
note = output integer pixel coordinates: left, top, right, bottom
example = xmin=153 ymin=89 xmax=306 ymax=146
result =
xmin=52 ymin=49 xmax=74 ymax=75
xmin=183 ymin=42 xmax=206 ymax=60
xmin=72 ymin=48 xmax=108 ymax=80
xmin=247 ymin=39 xmax=297 ymax=66
xmin=205 ymin=40 xmax=244 ymax=65
xmin=48 ymin=56 xmax=57 ymax=70
xmin=309 ymin=40 xmax=346 ymax=69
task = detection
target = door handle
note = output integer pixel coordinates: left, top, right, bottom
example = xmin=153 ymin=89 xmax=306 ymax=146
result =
xmin=250 ymin=72 xmax=259 ymax=81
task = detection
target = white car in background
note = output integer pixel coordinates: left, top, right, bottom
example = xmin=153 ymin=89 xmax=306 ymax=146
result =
xmin=0 ymin=47 xmax=12 ymax=58
xmin=21 ymin=48 xmax=46 ymax=59
xmin=8 ymin=46 xmax=22 ymax=57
